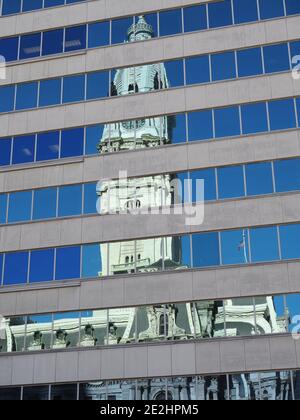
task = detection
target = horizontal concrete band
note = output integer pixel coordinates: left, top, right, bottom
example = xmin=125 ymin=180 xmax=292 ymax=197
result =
xmin=2 ymin=16 xmax=300 ymax=86
xmin=1 ymin=130 xmax=300 ymax=193
xmin=0 ymin=71 xmax=299 ymax=139
xmin=0 ymin=0 xmax=212 ymax=38
xmin=0 ymin=334 xmax=299 ymax=386
xmin=0 ymin=192 xmax=299 ymax=252
xmin=0 ymin=261 xmax=299 ymax=317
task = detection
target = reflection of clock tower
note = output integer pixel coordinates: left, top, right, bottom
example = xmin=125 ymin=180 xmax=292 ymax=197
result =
xmin=97 ymin=16 xmax=181 ymax=276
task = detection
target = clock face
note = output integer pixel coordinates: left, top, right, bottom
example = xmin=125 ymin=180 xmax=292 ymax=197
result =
xmin=122 ymin=119 xmax=145 ymax=130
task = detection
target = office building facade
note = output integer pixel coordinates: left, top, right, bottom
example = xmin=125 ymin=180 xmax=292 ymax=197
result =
xmin=0 ymin=0 xmax=300 ymax=400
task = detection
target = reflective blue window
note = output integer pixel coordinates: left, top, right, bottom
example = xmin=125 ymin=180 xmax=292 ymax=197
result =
xmin=263 ymin=43 xmax=290 ymax=73
xmin=285 ymin=0 xmax=300 ymax=15
xmin=241 ymin=102 xmax=268 ymax=134
xmin=88 ymin=21 xmax=110 ymax=48
xmin=188 ymin=110 xmax=213 ymax=141
xmin=85 ymin=124 xmax=104 ymax=155
xmin=280 ymin=224 xmax=300 ymax=260
xmin=83 ymin=183 xmax=97 ymax=214
xmin=111 ymin=17 xmax=133 ymax=45
xmin=217 ymin=165 xmax=245 ymax=199
xmin=208 ymin=0 xmax=233 ymax=28
xmin=214 ymin=106 xmax=241 ymax=138
xmin=192 ymin=232 xmax=220 ymax=267
xmin=2 ymin=0 xmax=21 ymax=15
xmin=183 ymin=4 xmax=207 ymax=32
xmin=0 ymin=194 xmax=7 ymax=224
xmin=44 ymin=0 xmax=64 ymax=6
xmin=259 ymin=0 xmax=285 ymax=19
xmin=12 ymin=135 xmax=35 ymax=164
xmin=3 ymin=252 xmax=29 ymax=285
xmin=42 ymin=29 xmax=64 ymax=56
xmin=268 ymin=99 xmax=296 ymax=131
xmin=19 ymin=33 xmax=41 ymax=59
xmin=159 ymin=9 xmax=182 ymax=37
xmin=0 ymin=138 xmax=12 ymax=166
xmin=33 ymin=188 xmax=57 ymax=220
xmin=250 ymin=226 xmax=280 ymax=262
xmin=36 ymin=131 xmax=59 ymax=161
xmin=60 ymin=128 xmax=84 ymax=158
xmin=16 ymin=82 xmax=38 ymax=110
xmin=55 ymin=246 xmax=81 ymax=280
xmin=86 ymin=71 xmax=109 ymax=100
xmin=0 ymin=37 xmax=19 ymax=62
xmin=211 ymin=51 xmax=236 ymax=81
xmin=22 ymin=0 xmax=43 ymax=12
xmin=290 ymin=41 xmax=300 ymax=63
xmin=164 ymin=60 xmax=184 ymax=87
xmin=0 ymin=86 xmax=15 ymax=113
xmin=64 ymin=25 xmax=86 ymax=52
xmin=29 ymin=249 xmax=54 ymax=283
xmin=169 ymin=114 xmax=186 ymax=144
xmin=190 ymin=168 xmax=216 ymax=201
xmin=82 ymin=244 xmax=101 ymax=278
xmin=245 ymin=162 xmax=274 ymax=196
xmin=62 ymin=75 xmax=85 ymax=103
xmin=233 ymin=0 xmax=258 ymax=23
xmin=39 ymin=78 xmax=62 ymax=107
xmin=221 ymin=229 xmax=249 ymax=265
xmin=185 ymin=55 xmax=210 ymax=85
xmin=58 ymin=184 xmax=82 ymax=217
xmin=274 ymin=158 xmax=300 ymax=192
xmin=8 ymin=191 xmax=32 ymax=223
xmin=237 ymin=47 xmax=263 ymax=77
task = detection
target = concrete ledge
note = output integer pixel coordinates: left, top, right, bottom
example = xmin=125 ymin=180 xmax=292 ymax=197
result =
xmin=0 ymin=334 xmax=299 ymax=386
xmin=0 ymin=260 xmax=299 ymax=316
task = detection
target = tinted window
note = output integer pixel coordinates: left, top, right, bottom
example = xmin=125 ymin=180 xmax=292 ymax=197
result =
xmin=188 ymin=110 xmax=213 ymax=141
xmin=86 ymin=71 xmax=109 ymax=100
xmin=0 ymin=37 xmax=19 ymax=62
xmin=33 ymin=188 xmax=57 ymax=220
xmin=185 ymin=55 xmax=210 ymax=85
xmin=192 ymin=232 xmax=220 ymax=267
xmin=190 ymin=168 xmax=216 ymax=201
xmin=64 ymin=25 xmax=86 ymax=52
xmin=55 ymin=246 xmax=81 ymax=280
xmin=259 ymin=0 xmax=285 ymax=20
xmin=285 ymin=0 xmax=300 ymax=15
xmin=208 ymin=0 xmax=233 ymax=28
xmin=60 ymin=128 xmax=84 ymax=158
xmin=29 ymin=249 xmax=55 ymax=283
xmin=217 ymin=165 xmax=245 ymax=199
xmin=36 ymin=131 xmax=60 ymax=161
xmin=268 ymin=99 xmax=296 ymax=131
xmin=214 ymin=106 xmax=241 ymax=138
xmin=241 ymin=102 xmax=268 ymax=134
xmin=221 ymin=229 xmax=249 ymax=264
xmin=82 ymin=244 xmax=102 ymax=277
xmin=3 ymin=252 xmax=29 ymax=285
xmin=0 ymin=86 xmax=15 ymax=113
xmin=2 ymin=0 xmax=21 ymax=15
xmin=39 ymin=78 xmax=62 ymax=107
xmin=274 ymin=158 xmax=300 ymax=192
xmin=250 ymin=226 xmax=280 ymax=262
xmin=62 ymin=75 xmax=85 ymax=103
xmin=42 ymin=29 xmax=64 ymax=56
xmin=8 ymin=191 xmax=32 ymax=223
xmin=16 ymin=82 xmax=38 ymax=110
xmin=211 ymin=51 xmax=236 ymax=81
xmin=245 ymin=162 xmax=274 ymax=196
xmin=12 ymin=135 xmax=35 ymax=164
xmin=164 ymin=60 xmax=184 ymax=87
xmin=85 ymin=124 xmax=104 ymax=155
xmin=58 ymin=184 xmax=82 ymax=217
xmin=0 ymin=138 xmax=12 ymax=166
xmin=169 ymin=114 xmax=186 ymax=144
xmin=83 ymin=183 xmax=97 ymax=214
xmin=19 ymin=33 xmax=41 ymax=59
xmin=183 ymin=5 xmax=207 ymax=32
xmin=280 ymin=224 xmax=300 ymax=260
xmin=159 ymin=9 xmax=182 ymax=37
xmin=111 ymin=17 xmax=133 ymax=45
xmin=263 ymin=43 xmax=290 ymax=73
xmin=0 ymin=194 xmax=7 ymax=224
xmin=88 ymin=21 xmax=110 ymax=48
xmin=237 ymin=47 xmax=263 ymax=77
xmin=233 ymin=0 xmax=258 ymax=23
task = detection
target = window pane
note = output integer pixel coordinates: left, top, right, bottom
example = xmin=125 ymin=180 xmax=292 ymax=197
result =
xmin=245 ymin=162 xmax=274 ymax=196
xmin=16 ymin=82 xmax=38 ymax=110
xmin=164 ymin=60 xmax=184 ymax=87
xmin=2 ymin=0 xmax=21 ymax=15
xmin=8 ymin=191 xmax=32 ymax=222
xmin=22 ymin=386 xmax=49 ymax=400
xmin=84 ymin=183 xmax=97 ymax=214
xmin=19 ymin=33 xmax=41 ymax=59
xmin=51 ymin=384 xmax=77 ymax=401
xmin=0 ymin=37 xmax=19 ymax=62
xmin=85 ymin=124 xmax=104 ymax=155
xmin=188 ymin=110 xmax=213 ymax=141
xmin=237 ymin=47 xmax=263 ymax=77
xmin=39 ymin=78 xmax=62 ymax=107
xmin=12 ymin=135 xmax=35 ymax=164
xmin=53 ymin=312 xmax=80 ymax=349
xmin=159 ymin=9 xmax=182 ymax=37
xmin=0 ymin=138 xmax=12 ymax=166
xmin=263 ymin=43 xmax=290 ymax=73
xmin=259 ymin=0 xmax=285 ymax=20
xmin=60 ymin=128 xmax=84 ymax=158
xmin=268 ymin=99 xmax=296 ymax=131
xmin=274 ymin=158 xmax=300 ymax=192
xmin=42 ymin=29 xmax=64 ymax=56
xmin=58 ymin=184 xmax=82 ymax=217
xmin=64 ymin=25 xmax=86 ymax=52
xmin=184 ymin=5 xmax=207 ymax=32
xmin=233 ymin=0 xmax=258 ymax=23
xmin=62 ymin=75 xmax=85 ymax=103
xmin=190 ymin=168 xmax=216 ymax=201
xmin=33 ymin=187 xmax=57 ymax=220
xmin=55 ymin=246 xmax=81 ymax=280
xmin=211 ymin=51 xmax=236 ymax=81
xmin=88 ymin=21 xmax=110 ymax=48
xmin=241 ymin=102 xmax=268 ymax=134
xmin=285 ymin=0 xmax=300 ymax=15
xmin=0 ymin=86 xmax=15 ymax=113
xmin=168 ymin=114 xmax=186 ymax=144
xmin=218 ymin=165 xmax=245 ymax=199
xmin=185 ymin=55 xmax=210 ymax=85
xmin=29 ymin=249 xmax=55 ymax=282
xmin=280 ymin=224 xmax=300 ymax=259
xmin=0 ymin=194 xmax=7 ymax=224
xmin=208 ymin=0 xmax=233 ymax=28
xmin=4 ymin=252 xmax=29 ymax=285
xmin=221 ymin=229 xmax=249 ymax=264
xmin=22 ymin=0 xmax=43 ymax=12
xmin=82 ymin=243 xmax=102 ymax=278
xmin=86 ymin=71 xmax=109 ymax=100
xmin=36 ymin=131 xmax=59 ymax=161
xmin=111 ymin=17 xmax=134 ymax=45
xmin=214 ymin=106 xmax=241 ymax=138
xmin=0 ymin=388 xmax=21 ymax=400
xmin=192 ymin=232 xmax=220 ymax=267
xmin=250 ymin=226 xmax=280 ymax=262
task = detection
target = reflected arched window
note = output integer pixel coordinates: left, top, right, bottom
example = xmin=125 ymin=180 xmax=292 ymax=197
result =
xmin=125 ymin=256 xmax=129 ymax=264
xmin=159 ymin=314 xmax=165 ymax=335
